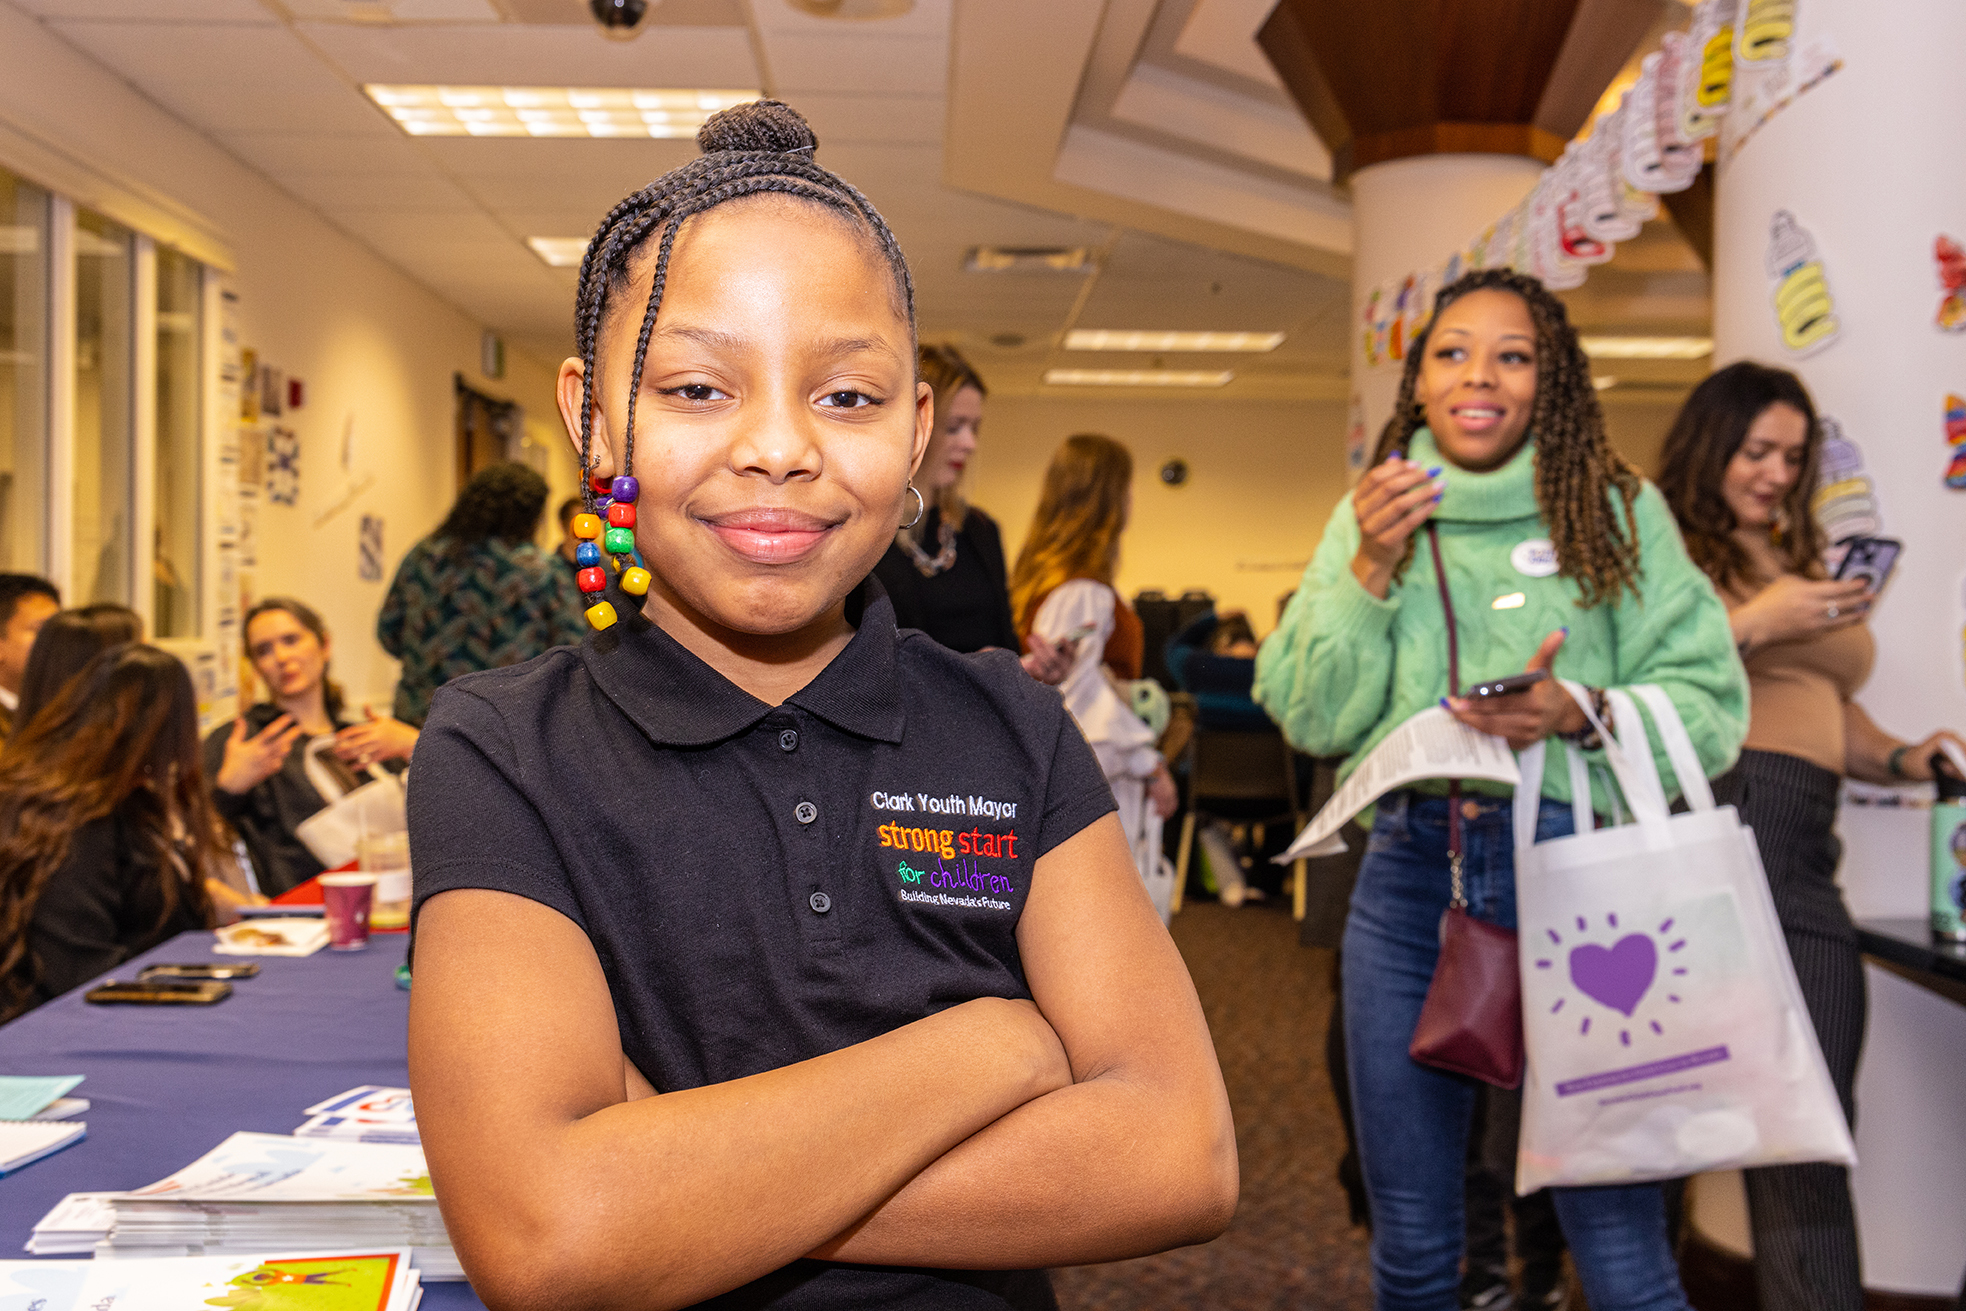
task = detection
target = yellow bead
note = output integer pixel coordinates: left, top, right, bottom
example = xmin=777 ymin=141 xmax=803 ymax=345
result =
xmin=620 ymin=566 xmax=651 ymax=596
xmin=585 ymin=600 xmax=619 ymax=630
xmin=572 ymin=513 xmax=603 ymax=540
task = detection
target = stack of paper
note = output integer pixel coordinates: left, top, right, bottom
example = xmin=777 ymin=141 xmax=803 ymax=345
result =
xmin=25 ymin=1193 xmax=115 ymax=1255
xmin=296 ymin=1086 xmax=419 ymax=1145
xmin=0 ymin=1075 xmax=85 ymax=1175
xmin=87 ymin=1132 xmax=461 ymax=1280
xmin=0 ymin=1248 xmax=422 ymax=1310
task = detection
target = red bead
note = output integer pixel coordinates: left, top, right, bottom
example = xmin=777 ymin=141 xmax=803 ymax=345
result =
xmin=589 ymin=472 xmax=612 ymax=493
xmin=607 ymin=502 xmax=636 ymax=528
xmin=576 ymin=566 xmax=607 ymax=593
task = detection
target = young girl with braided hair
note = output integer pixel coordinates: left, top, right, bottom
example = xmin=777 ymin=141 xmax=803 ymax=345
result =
xmin=406 ymin=101 xmax=1235 ymax=1311
xmin=1256 ymin=269 xmax=1747 ymax=1311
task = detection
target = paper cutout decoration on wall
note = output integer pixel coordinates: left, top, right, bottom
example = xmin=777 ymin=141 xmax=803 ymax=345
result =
xmin=1361 ymin=286 xmax=1385 ymax=366
xmin=1682 ymin=0 xmax=1738 ymax=140
xmin=1767 ymin=210 xmax=1840 ymax=356
xmin=1813 ymin=415 xmax=1881 ymax=544
xmin=1736 ymin=0 xmax=1796 ymax=66
xmin=359 ymin=514 xmax=385 ymax=581
xmin=1649 ymin=37 xmax=1707 ymax=189
xmin=1936 ymin=235 xmax=1966 ymax=332
xmin=267 ymin=428 xmax=300 ymax=506
xmin=1945 ymin=394 xmax=1966 ymax=490
xmin=1345 ymin=393 xmax=1370 ymax=482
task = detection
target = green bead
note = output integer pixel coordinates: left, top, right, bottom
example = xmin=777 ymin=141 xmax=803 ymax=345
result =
xmin=604 ymin=526 xmax=635 ymax=554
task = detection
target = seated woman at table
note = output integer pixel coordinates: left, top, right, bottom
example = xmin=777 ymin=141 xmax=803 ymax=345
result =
xmin=204 ymin=598 xmax=417 ymax=897
xmin=0 ymin=644 xmax=216 ymax=1019
xmin=7 ymin=603 xmax=142 ymax=737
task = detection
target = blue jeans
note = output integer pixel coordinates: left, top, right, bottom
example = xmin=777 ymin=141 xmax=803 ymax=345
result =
xmin=1342 ymin=790 xmax=1690 ymax=1311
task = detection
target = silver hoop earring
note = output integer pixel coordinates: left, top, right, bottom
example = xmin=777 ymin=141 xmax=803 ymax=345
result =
xmin=903 ymin=484 xmax=926 ymax=529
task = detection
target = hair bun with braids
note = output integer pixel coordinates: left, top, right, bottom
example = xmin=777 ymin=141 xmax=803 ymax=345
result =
xmin=697 ymin=99 xmax=818 ymax=155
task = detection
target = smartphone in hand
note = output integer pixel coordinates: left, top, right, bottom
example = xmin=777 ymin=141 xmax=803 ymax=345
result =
xmin=1465 ymin=669 xmax=1550 ymax=699
xmin=1833 ymin=536 xmax=1903 ymax=594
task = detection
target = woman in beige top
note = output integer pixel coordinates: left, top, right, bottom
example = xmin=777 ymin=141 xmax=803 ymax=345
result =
xmin=1658 ymin=361 xmax=1964 ymax=1311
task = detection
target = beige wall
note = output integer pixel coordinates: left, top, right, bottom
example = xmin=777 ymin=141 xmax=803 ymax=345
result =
xmin=0 ymin=2 xmax=570 ymax=708
xmin=970 ymin=396 xmax=1350 ymax=637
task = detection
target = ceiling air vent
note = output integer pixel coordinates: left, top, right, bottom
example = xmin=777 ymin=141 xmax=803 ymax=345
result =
xmin=962 ymin=247 xmax=1096 ymax=275
xmin=785 ymin=0 xmax=914 ymax=18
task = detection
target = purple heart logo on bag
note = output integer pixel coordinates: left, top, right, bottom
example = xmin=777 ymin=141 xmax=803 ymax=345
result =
xmin=1568 ymin=934 xmax=1657 ymax=1017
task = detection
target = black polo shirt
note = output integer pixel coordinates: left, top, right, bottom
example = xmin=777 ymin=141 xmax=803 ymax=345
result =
xmin=408 ymin=580 xmax=1114 ymax=1310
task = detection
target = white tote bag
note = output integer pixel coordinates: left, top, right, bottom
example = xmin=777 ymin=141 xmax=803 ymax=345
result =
xmin=1513 ymin=681 xmax=1855 ymax=1192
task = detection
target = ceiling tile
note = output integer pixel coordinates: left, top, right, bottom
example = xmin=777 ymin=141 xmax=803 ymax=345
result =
xmin=277 ymin=171 xmax=484 ymax=210
xmin=763 ymin=33 xmax=945 ymax=95
xmin=749 ymin=0 xmax=949 ymax=39
xmin=297 ymin=20 xmax=759 ymax=86
xmin=325 ymin=208 xmax=511 ymax=248
xmin=791 ymin=93 xmax=944 ymax=144
xmin=13 ymin=0 xmax=272 ymax=18
xmin=219 ymin=131 xmax=436 ymax=174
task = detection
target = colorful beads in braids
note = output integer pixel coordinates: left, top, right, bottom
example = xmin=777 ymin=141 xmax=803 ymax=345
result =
xmin=568 ymin=99 xmax=918 ymax=630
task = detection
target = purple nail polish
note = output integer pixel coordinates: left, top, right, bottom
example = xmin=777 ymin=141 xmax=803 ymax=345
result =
xmin=1433 ymin=490 xmax=1444 ymax=501
xmin=1560 ymin=625 xmax=1570 ymax=635
xmin=1440 ymin=697 xmax=1452 ymax=710
xmin=1427 ymin=466 xmax=1443 ymax=476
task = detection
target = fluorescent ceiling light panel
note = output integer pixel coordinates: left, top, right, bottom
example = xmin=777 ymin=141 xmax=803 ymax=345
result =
xmin=364 ymin=86 xmax=763 ymax=138
xmin=1043 ymin=369 xmax=1233 ymax=388
xmin=1579 ymin=336 xmax=1713 ymax=360
xmin=1064 ymin=330 xmax=1284 ymax=353
xmin=527 ymin=237 xmax=589 ymax=267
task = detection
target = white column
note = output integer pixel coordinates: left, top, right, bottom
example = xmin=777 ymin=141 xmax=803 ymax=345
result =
xmin=1349 ymin=154 xmax=1544 ymax=469
xmin=1711 ymin=0 xmax=1966 ymax=1296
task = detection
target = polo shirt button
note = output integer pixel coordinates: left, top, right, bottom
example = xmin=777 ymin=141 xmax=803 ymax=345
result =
xmin=808 ymin=891 xmax=832 ymax=914
xmin=779 ymin=729 xmax=799 ymax=752
xmin=795 ymin=800 xmax=818 ymax=825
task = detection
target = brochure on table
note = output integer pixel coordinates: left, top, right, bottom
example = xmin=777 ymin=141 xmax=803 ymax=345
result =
xmin=0 ymin=1248 xmax=421 ymax=1311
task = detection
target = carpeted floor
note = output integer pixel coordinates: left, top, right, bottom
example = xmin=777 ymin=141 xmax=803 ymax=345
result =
xmin=1051 ymin=901 xmax=1374 ymax=1310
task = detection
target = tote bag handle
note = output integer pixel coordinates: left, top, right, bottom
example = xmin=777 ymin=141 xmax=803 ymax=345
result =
xmin=1514 ymin=680 xmax=1676 ymax=855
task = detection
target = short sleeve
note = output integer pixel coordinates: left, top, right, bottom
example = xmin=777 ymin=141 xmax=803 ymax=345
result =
xmin=407 ymin=684 xmax=587 ymax=936
xmin=1033 ymin=699 xmax=1119 ymax=861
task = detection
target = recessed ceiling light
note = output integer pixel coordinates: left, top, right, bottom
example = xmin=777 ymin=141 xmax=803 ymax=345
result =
xmin=1043 ymin=369 xmax=1233 ymax=388
xmin=527 ymin=237 xmax=588 ymax=267
xmin=363 ymin=85 xmax=762 ymax=138
xmin=1064 ymin=330 xmax=1284 ymax=353
xmin=964 ymin=246 xmax=1095 ymax=274
xmin=1579 ymin=336 xmax=1713 ymax=360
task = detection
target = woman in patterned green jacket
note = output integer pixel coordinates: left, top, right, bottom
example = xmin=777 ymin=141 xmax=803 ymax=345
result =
xmin=377 ymin=463 xmax=587 ymax=725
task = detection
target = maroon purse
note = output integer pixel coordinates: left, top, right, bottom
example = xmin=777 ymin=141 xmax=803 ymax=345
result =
xmin=1407 ymin=523 xmax=1525 ymax=1089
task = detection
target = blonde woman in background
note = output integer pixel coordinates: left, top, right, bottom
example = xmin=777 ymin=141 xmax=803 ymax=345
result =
xmin=874 ymin=345 xmax=1068 ymax=680
xmin=1011 ymin=434 xmax=1177 ymax=909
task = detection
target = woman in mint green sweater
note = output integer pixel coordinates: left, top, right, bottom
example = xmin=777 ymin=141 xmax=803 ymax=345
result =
xmin=1256 ymin=270 xmax=1747 ymax=1311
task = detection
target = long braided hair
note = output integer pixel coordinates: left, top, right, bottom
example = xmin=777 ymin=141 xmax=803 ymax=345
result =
xmin=570 ymin=100 xmax=917 ymax=518
xmin=1370 ymin=268 xmax=1643 ymax=608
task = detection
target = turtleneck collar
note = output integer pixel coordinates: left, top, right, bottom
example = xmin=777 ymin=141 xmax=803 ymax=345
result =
xmin=1406 ymin=427 xmax=1540 ymax=524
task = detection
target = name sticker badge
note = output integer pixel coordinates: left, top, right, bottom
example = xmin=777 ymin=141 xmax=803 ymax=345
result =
xmin=1511 ymin=539 xmax=1558 ymax=578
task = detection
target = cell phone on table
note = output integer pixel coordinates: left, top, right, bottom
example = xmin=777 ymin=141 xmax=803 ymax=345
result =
xmin=1464 ymin=669 xmax=1549 ymax=699
xmin=1059 ymin=623 xmax=1098 ymax=646
xmin=1832 ymin=535 xmax=1902 ymax=594
xmin=137 ymin=963 xmax=259 ymax=981
xmin=84 ymin=978 xmax=233 ymax=1006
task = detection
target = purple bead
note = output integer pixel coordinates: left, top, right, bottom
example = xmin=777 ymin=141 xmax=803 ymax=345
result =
xmin=611 ymin=475 xmax=640 ymax=503
xmin=592 ymin=495 xmax=612 ymax=516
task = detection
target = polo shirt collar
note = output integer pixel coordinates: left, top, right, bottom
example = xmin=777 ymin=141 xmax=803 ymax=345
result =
xmin=584 ymin=576 xmax=906 ymax=747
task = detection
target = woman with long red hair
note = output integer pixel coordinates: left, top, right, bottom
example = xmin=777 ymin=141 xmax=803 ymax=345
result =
xmin=0 ymin=644 xmax=216 ymax=1020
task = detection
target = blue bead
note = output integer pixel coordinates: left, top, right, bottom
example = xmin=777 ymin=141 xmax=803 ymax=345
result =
xmin=575 ymin=542 xmax=602 ymax=568
xmin=611 ymin=475 xmax=639 ymax=503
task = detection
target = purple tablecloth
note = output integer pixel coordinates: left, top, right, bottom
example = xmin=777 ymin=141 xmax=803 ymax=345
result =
xmin=0 ymin=929 xmax=484 ymax=1308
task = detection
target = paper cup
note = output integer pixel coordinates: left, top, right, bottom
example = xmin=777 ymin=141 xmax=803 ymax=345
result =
xmin=320 ymin=872 xmax=377 ymax=951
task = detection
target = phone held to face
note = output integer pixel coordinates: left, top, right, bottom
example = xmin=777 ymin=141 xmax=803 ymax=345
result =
xmin=85 ymin=978 xmax=233 ymax=1006
xmin=1464 ymin=669 xmax=1549 ymax=700
xmin=1833 ymin=536 xmax=1903 ymax=595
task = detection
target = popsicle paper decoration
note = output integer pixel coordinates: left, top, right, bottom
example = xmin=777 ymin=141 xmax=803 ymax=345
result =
xmin=1766 ymin=210 xmax=1840 ymax=357
xmin=1936 ymin=236 xmax=1966 ymax=332
xmin=1355 ymin=0 xmax=1807 ymax=367
xmin=1944 ymin=393 xmax=1966 ymax=491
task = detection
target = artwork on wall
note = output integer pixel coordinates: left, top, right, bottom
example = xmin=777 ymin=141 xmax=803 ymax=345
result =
xmin=266 ymin=428 xmax=300 ymax=506
xmin=1945 ymin=393 xmax=1966 ymax=490
xmin=1935 ymin=236 xmax=1966 ymax=332
xmin=359 ymin=515 xmax=384 ymax=583
xmin=1766 ymin=210 xmax=1840 ymax=357
xmin=1812 ymin=415 xmax=1881 ymax=550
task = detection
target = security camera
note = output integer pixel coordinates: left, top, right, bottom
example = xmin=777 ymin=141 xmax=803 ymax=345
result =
xmin=589 ymin=0 xmax=649 ymax=39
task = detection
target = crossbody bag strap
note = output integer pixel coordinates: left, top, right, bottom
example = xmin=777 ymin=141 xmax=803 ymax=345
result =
xmin=1424 ymin=522 xmax=1467 ymax=907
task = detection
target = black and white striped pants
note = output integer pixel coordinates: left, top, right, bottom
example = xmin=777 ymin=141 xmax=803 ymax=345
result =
xmin=1714 ymin=749 xmax=1866 ymax=1311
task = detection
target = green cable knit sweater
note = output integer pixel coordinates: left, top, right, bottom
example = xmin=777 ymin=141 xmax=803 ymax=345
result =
xmin=1254 ymin=428 xmax=1749 ymax=811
